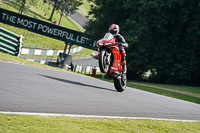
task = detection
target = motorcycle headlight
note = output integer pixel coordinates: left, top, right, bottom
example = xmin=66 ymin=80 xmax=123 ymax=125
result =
xmin=105 ymin=43 xmax=112 ymax=46
xmin=98 ymin=40 xmax=103 ymax=46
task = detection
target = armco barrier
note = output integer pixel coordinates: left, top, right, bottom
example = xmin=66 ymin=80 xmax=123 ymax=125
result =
xmin=68 ymin=65 xmax=101 ymax=74
xmin=0 ymin=27 xmax=23 ymax=56
xmin=20 ymin=47 xmax=84 ymax=55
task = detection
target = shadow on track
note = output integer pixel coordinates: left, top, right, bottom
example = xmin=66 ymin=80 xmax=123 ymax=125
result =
xmin=38 ymin=74 xmax=116 ymax=92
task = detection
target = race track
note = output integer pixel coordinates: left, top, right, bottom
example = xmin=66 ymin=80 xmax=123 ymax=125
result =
xmin=0 ymin=61 xmax=200 ymax=121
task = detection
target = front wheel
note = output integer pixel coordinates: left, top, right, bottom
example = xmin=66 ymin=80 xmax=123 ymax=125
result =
xmin=114 ymin=73 xmax=127 ymax=92
xmin=99 ymin=49 xmax=110 ymax=73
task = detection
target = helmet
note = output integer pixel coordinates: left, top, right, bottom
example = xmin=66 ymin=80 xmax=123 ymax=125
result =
xmin=109 ymin=24 xmax=119 ymax=35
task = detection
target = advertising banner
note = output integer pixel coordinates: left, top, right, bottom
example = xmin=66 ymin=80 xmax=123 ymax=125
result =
xmin=0 ymin=8 xmax=96 ymax=49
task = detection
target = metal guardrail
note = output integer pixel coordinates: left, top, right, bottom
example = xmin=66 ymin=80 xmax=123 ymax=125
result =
xmin=0 ymin=27 xmax=23 ymax=56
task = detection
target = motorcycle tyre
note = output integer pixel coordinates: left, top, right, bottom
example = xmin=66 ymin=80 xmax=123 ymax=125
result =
xmin=114 ymin=74 xmax=127 ymax=92
xmin=99 ymin=49 xmax=109 ymax=73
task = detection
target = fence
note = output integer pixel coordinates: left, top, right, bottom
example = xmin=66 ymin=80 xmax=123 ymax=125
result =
xmin=63 ymin=52 xmax=100 ymax=76
xmin=0 ymin=27 xmax=23 ymax=56
xmin=20 ymin=47 xmax=84 ymax=56
xmin=18 ymin=43 xmax=101 ymax=75
xmin=65 ymin=65 xmax=101 ymax=75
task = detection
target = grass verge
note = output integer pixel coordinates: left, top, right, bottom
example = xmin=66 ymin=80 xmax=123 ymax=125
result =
xmin=129 ymin=81 xmax=200 ymax=94
xmin=127 ymin=83 xmax=200 ymax=104
xmin=0 ymin=113 xmax=200 ymax=133
xmin=0 ymin=52 xmax=67 ymax=72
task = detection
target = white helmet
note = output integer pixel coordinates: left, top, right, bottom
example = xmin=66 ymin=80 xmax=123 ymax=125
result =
xmin=109 ymin=24 xmax=119 ymax=35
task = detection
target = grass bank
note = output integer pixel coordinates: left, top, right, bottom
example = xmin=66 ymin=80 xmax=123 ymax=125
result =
xmin=0 ymin=0 xmax=85 ymax=49
xmin=78 ymin=0 xmax=92 ymax=16
xmin=127 ymin=83 xmax=200 ymax=104
xmin=0 ymin=22 xmax=67 ymax=49
xmin=0 ymin=0 xmax=84 ymax=31
xmin=0 ymin=113 xmax=200 ymax=133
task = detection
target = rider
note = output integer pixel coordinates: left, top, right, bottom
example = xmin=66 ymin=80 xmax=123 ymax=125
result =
xmin=109 ymin=24 xmax=128 ymax=74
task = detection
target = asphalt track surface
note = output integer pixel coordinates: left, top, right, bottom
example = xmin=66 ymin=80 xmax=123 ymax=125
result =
xmin=0 ymin=61 xmax=200 ymax=121
xmin=70 ymin=11 xmax=88 ymax=27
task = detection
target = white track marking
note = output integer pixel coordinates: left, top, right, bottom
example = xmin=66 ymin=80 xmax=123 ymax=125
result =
xmin=0 ymin=111 xmax=199 ymax=122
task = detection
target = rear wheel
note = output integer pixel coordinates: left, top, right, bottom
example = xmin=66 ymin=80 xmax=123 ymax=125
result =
xmin=114 ymin=73 xmax=127 ymax=92
xmin=99 ymin=49 xmax=110 ymax=73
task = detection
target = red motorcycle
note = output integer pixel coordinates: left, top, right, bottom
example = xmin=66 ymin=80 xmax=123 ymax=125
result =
xmin=96 ymin=33 xmax=127 ymax=92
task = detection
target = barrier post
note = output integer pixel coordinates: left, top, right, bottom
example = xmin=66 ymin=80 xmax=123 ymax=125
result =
xmin=0 ymin=27 xmax=23 ymax=56
xmin=92 ymin=67 xmax=96 ymax=77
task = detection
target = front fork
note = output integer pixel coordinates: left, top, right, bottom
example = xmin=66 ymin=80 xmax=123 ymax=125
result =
xmin=105 ymin=51 xmax=111 ymax=65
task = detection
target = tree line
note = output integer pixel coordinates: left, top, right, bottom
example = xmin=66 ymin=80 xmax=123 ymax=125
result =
xmin=85 ymin=0 xmax=200 ymax=86
xmin=15 ymin=0 xmax=82 ymax=25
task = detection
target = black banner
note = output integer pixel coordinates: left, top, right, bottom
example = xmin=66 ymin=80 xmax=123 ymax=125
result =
xmin=0 ymin=8 xmax=96 ymax=49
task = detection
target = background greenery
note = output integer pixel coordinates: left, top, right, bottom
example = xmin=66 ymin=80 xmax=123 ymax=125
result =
xmin=85 ymin=0 xmax=200 ymax=86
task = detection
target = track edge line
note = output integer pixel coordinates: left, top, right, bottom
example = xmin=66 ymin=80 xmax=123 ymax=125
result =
xmin=0 ymin=111 xmax=199 ymax=122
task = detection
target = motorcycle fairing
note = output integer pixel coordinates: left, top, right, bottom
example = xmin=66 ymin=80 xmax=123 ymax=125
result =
xmin=108 ymin=47 xmax=122 ymax=74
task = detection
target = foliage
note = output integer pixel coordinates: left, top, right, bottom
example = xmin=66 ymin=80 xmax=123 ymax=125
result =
xmin=15 ymin=0 xmax=38 ymax=14
xmin=85 ymin=0 xmax=200 ymax=86
xmin=84 ymin=0 xmax=126 ymax=41
xmin=48 ymin=0 xmax=59 ymax=21
xmin=48 ymin=0 xmax=83 ymax=22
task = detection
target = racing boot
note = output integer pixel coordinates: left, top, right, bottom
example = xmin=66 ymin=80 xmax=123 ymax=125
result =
xmin=122 ymin=65 xmax=127 ymax=74
xmin=121 ymin=61 xmax=127 ymax=74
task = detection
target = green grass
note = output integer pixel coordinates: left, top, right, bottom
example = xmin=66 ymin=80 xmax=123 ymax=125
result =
xmin=130 ymin=81 xmax=200 ymax=94
xmin=0 ymin=0 xmax=86 ymax=49
xmin=71 ymin=47 xmax=94 ymax=58
xmin=0 ymin=0 xmax=84 ymax=31
xmin=0 ymin=22 xmax=67 ymax=49
xmin=0 ymin=52 xmax=64 ymax=71
xmin=20 ymin=54 xmax=58 ymax=59
xmin=127 ymin=83 xmax=200 ymax=104
xmin=0 ymin=113 xmax=200 ymax=133
xmin=75 ymin=47 xmax=94 ymax=54
xmin=78 ymin=0 xmax=92 ymax=16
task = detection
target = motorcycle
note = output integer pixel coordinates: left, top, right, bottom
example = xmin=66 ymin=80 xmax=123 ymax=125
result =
xmin=96 ymin=33 xmax=127 ymax=92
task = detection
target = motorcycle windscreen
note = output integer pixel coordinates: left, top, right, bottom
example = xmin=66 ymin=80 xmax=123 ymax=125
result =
xmin=103 ymin=33 xmax=114 ymax=40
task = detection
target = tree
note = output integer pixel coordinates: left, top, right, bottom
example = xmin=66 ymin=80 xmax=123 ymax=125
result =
xmin=57 ymin=0 xmax=83 ymax=25
xmin=16 ymin=0 xmax=38 ymax=14
xmin=48 ymin=0 xmax=59 ymax=21
xmin=85 ymin=0 xmax=127 ymax=43
xmin=123 ymin=0 xmax=200 ymax=85
xmin=85 ymin=0 xmax=200 ymax=86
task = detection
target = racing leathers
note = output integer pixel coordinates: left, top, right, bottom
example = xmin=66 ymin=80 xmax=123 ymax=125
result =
xmin=113 ymin=34 xmax=128 ymax=73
